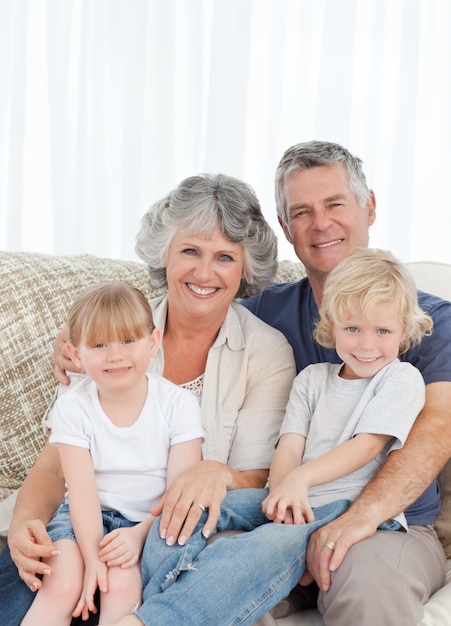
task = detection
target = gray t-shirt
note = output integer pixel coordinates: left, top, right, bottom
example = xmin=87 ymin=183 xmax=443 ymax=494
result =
xmin=279 ymin=359 xmax=425 ymax=509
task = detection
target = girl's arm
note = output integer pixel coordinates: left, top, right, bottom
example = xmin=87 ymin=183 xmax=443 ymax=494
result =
xmin=263 ymin=432 xmax=392 ymax=524
xmin=58 ymin=444 xmax=107 ymax=618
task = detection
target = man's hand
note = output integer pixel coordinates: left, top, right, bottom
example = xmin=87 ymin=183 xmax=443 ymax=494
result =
xmin=8 ymin=519 xmax=61 ymax=591
xmin=302 ymin=508 xmax=378 ymax=591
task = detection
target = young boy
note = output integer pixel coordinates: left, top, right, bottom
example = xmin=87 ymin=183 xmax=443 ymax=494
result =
xmin=21 ymin=281 xmax=204 ymax=626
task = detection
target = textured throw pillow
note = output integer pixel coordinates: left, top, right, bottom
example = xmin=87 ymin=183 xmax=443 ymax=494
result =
xmin=0 ymin=251 xmax=162 ymax=502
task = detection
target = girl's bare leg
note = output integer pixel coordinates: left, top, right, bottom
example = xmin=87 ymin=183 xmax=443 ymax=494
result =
xmin=21 ymin=538 xmax=84 ymax=626
xmin=98 ymin=563 xmax=142 ymax=625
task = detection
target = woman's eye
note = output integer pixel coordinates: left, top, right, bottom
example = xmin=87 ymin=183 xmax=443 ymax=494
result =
xmin=182 ymin=248 xmax=197 ymax=255
xmin=219 ymin=254 xmax=232 ymax=262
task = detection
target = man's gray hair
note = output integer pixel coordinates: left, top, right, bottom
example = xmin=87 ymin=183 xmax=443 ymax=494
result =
xmin=275 ymin=140 xmax=371 ymax=222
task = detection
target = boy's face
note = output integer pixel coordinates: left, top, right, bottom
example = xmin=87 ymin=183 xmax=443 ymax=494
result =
xmin=334 ymin=301 xmax=406 ymax=380
xmin=66 ymin=327 xmax=160 ymax=393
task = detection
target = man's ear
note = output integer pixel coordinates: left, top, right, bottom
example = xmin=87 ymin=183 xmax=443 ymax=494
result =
xmin=65 ymin=343 xmax=83 ymax=369
xmin=367 ymin=190 xmax=376 ymax=226
xmin=278 ymin=215 xmax=293 ymax=244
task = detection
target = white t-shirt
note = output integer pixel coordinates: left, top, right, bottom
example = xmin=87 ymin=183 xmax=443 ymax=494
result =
xmin=50 ymin=374 xmax=204 ymax=522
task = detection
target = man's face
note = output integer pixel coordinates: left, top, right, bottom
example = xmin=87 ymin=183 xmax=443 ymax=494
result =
xmin=279 ymin=163 xmax=376 ymax=281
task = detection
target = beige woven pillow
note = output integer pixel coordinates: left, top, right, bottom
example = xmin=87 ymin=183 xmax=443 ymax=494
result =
xmin=0 ymin=251 xmax=162 ymax=502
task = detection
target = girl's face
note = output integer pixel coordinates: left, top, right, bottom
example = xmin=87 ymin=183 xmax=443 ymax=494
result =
xmin=67 ymin=328 xmax=160 ymax=393
xmin=334 ymin=301 xmax=407 ymax=380
xmin=165 ymin=225 xmax=245 ymax=325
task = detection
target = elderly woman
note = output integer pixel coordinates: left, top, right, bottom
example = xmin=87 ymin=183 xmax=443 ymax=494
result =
xmin=1 ymin=173 xmax=296 ymax=625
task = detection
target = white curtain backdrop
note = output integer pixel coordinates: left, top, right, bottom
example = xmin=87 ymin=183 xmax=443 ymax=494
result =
xmin=1 ymin=0 xmax=450 ymax=264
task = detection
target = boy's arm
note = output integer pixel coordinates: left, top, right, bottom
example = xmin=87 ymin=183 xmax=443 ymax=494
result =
xmin=268 ymin=433 xmax=306 ymax=490
xmin=306 ymin=381 xmax=451 ymax=591
xmin=264 ymin=432 xmax=392 ymax=524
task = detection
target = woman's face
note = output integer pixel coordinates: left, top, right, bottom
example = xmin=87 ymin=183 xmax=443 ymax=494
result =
xmin=165 ymin=225 xmax=245 ymax=323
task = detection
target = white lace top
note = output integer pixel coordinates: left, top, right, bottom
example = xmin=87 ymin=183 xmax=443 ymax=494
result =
xmin=180 ymin=374 xmax=204 ymax=402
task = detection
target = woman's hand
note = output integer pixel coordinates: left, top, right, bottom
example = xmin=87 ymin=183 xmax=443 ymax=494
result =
xmin=53 ymin=326 xmax=80 ymax=385
xmin=8 ymin=519 xmax=61 ymax=591
xmin=151 ymin=460 xmax=232 ymax=546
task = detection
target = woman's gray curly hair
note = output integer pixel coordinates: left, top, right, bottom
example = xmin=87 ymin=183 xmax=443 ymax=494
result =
xmin=135 ymin=173 xmax=278 ymax=299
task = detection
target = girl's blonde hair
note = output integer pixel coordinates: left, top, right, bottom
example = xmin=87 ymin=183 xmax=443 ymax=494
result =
xmin=68 ymin=281 xmax=155 ymax=348
xmin=314 ymin=248 xmax=433 ymax=355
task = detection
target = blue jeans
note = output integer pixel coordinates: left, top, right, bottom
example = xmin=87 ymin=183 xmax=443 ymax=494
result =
xmin=0 ymin=506 xmax=135 ymax=626
xmin=135 ymin=489 xmax=352 ymax=625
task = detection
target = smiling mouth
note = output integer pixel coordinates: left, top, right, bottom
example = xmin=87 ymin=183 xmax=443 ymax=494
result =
xmin=313 ymin=239 xmax=343 ymax=248
xmin=105 ymin=367 xmax=131 ymax=374
xmin=353 ymin=356 xmax=379 ymax=363
xmin=187 ymin=283 xmax=218 ymax=296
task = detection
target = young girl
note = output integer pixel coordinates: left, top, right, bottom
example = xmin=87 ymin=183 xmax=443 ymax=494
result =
xmin=111 ymin=248 xmax=434 ymax=626
xmin=21 ymin=281 xmax=204 ymax=626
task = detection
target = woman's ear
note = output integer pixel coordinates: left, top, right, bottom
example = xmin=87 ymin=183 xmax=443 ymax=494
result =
xmin=65 ymin=343 xmax=83 ymax=369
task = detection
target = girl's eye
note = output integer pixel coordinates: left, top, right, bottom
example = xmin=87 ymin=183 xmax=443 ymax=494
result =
xmin=346 ymin=327 xmax=358 ymax=333
xmin=122 ymin=339 xmax=134 ymax=344
xmin=94 ymin=343 xmax=107 ymax=349
xmin=377 ymin=329 xmax=389 ymax=335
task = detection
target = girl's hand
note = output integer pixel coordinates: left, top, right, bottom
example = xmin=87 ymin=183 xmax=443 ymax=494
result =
xmin=99 ymin=525 xmax=147 ymax=568
xmin=72 ymin=559 xmax=107 ymax=620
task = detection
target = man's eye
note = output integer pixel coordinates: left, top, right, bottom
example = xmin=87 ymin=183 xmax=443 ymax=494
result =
xmin=292 ymin=209 xmax=308 ymax=218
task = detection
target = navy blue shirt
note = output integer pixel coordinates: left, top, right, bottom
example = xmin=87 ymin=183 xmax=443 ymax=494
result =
xmin=241 ymin=277 xmax=451 ymax=525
